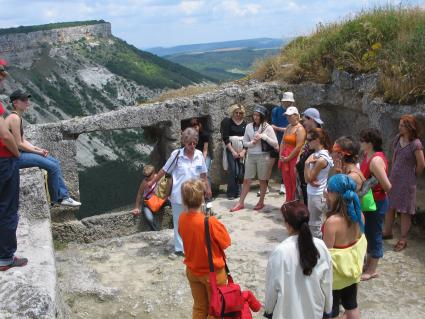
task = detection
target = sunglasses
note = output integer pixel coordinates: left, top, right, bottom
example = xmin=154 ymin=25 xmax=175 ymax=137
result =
xmin=304 ymin=115 xmax=312 ymax=120
xmin=234 ymin=111 xmax=244 ymax=115
xmin=306 ymin=137 xmax=315 ymax=142
xmin=186 ymin=141 xmax=198 ymax=146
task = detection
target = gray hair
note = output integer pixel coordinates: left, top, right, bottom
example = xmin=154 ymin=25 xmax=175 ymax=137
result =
xmin=181 ymin=127 xmax=199 ymax=145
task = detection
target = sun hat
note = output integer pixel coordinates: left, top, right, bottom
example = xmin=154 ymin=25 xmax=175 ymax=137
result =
xmin=284 ymin=106 xmax=299 ymax=116
xmin=303 ymin=107 xmax=324 ymax=125
xmin=253 ymin=105 xmax=268 ymax=117
xmin=281 ymin=92 xmax=295 ymax=103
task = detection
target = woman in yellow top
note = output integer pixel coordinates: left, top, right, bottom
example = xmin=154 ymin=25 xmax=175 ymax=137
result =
xmin=323 ymin=174 xmax=367 ymax=319
xmin=279 ymin=106 xmax=306 ymax=202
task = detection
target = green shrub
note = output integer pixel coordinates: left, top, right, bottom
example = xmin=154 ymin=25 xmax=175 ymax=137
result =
xmin=252 ymin=6 xmax=425 ymax=104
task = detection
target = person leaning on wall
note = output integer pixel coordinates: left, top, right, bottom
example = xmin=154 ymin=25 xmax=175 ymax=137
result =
xmin=0 ymin=60 xmax=28 ymax=271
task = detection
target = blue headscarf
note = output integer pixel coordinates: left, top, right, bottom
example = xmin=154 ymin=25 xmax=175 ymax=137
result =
xmin=327 ymin=174 xmax=364 ymax=233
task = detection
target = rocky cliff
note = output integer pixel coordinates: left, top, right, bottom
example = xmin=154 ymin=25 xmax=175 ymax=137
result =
xmin=0 ymin=21 xmax=208 ymax=170
xmin=2 ymin=74 xmax=425 ymax=318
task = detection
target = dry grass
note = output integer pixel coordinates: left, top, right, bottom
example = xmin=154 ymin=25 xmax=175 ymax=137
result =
xmin=251 ymin=6 xmax=425 ymax=104
xmin=142 ymin=84 xmax=219 ymax=104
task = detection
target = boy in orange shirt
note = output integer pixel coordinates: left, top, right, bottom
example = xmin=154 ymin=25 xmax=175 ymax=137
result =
xmin=179 ymin=179 xmax=231 ymax=319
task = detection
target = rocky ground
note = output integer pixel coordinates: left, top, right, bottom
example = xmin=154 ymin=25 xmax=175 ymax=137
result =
xmin=56 ymin=183 xmax=425 ymax=318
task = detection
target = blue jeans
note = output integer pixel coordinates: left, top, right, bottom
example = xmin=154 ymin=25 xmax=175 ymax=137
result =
xmin=18 ymin=152 xmax=69 ymax=203
xmin=172 ymin=203 xmax=184 ymax=253
xmin=142 ymin=202 xmax=159 ymax=231
xmin=0 ymin=157 xmax=20 ymax=266
xmin=364 ymin=197 xmax=389 ymax=259
xmin=226 ymin=149 xmax=242 ymax=198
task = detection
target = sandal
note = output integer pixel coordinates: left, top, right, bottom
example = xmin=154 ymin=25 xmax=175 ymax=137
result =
xmin=230 ymin=203 xmax=244 ymax=212
xmin=393 ymin=240 xmax=407 ymax=252
xmin=254 ymin=203 xmax=265 ymax=211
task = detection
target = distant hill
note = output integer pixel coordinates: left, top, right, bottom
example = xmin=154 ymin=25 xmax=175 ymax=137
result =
xmin=149 ymin=38 xmax=291 ymax=82
xmin=166 ymin=48 xmax=280 ymax=82
xmin=146 ymin=38 xmax=285 ymax=56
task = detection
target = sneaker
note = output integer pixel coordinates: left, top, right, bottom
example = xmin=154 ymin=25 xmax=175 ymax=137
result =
xmin=257 ymin=187 xmax=270 ymax=197
xmin=0 ymin=257 xmax=28 ymax=271
xmin=279 ymin=184 xmax=286 ymax=194
xmin=60 ymin=197 xmax=81 ymax=207
xmin=175 ymin=251 xmax=185 ymax=257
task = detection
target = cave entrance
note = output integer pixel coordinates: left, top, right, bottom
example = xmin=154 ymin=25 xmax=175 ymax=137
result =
xmin=76 ymin=127 xmax=157 ymax=219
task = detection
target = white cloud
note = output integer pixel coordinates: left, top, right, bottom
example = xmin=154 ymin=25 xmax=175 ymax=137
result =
xmin=215 ymin=0 xmax=261 ymax=17
xmin=180 ymin=0 xmax=204 ymax=15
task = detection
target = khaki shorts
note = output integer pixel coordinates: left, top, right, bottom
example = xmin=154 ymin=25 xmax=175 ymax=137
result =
xmin=244 ymin=153 xmax=272 ymax=180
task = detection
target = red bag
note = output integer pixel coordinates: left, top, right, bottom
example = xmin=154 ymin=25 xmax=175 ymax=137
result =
xmin=144 ymin=195 xmax=165 ymax=213
xmin=205 ymin=217 xmax=244 ymax=318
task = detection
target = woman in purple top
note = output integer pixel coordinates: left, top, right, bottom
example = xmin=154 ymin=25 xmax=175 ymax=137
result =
xmin=383 ymin=115 xmax=425 ymax=251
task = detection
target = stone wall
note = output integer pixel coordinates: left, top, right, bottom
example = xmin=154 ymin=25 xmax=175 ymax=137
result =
xmin=21 ymin=75 xmax=425 ymax=242
xmin=0 ymin=23 xmax=111 ymax=66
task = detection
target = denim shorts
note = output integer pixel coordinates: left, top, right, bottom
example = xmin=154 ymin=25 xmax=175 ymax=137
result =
xmin=364 ymin=197 xmax=389 ymax=259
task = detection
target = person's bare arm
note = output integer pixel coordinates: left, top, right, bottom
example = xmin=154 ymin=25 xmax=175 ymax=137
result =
xmin=7 ymin=114 xmax=47 ymax=156
xmin=304 ymin=157 xmax=327 ymax=184
xmin=203 ymin=142 xmax=208 ymax=159
xmin=370 ymin=156 xmax=391 ymax=192
xmin=323 ymin=217 xmax=337 ymax=249
xmin=132 ymin=180 xmax=147 ymax=216
xmin=284 ymin=127 xmax=306 ymax=162
xmin=0 ymin=117 xmax=19 ymax=157
xmin=415 ymin=149 xmax=425 ymax=176
xmin=201 ymin=172 xmax=212 ymax=199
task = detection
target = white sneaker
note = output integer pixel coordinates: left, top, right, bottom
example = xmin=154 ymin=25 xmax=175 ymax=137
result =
xmin=279 ymin=184 xmax=286 ymax=194
xmin=257 ymin=187 xmax=270 ymax=197
xmin=60 ymin=197 xmax=81 ymax=207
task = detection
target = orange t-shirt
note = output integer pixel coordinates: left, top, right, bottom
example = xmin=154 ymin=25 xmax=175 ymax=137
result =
xmin=179 ymin=211 xmax=231 ymax=276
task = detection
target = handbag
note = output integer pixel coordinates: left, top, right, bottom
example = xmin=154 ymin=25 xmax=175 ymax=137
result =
xmin=360 ymin=189 xmax=376 ymax=212
xmin=205 ymin=217 xmax=244 ymax=318
xmin=235 ymin=159 xmax=245 ymax=185
xmin=144 ymin=195 xmax=166 ymax=213
xmin=156 ymin=149 xmax=181 ymax=199
xmin=260 ymin=123 xmax=275 ymax=153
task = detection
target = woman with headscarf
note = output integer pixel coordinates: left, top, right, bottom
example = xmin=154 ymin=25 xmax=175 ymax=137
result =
xmin=323 ymin=174 xmax=367 ymax=319
xmin=220 ymin=104 xmax=247 ymax=200
xmin=279 ymin=106 xmax=306 ymax=203
xmin=230 ymin=105 xmax=278 ymax=211
xmin=384 ymin=115 xmax=425 ymax=251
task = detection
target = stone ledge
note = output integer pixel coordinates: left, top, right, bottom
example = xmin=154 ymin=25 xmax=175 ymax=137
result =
xmin=52 ymin=206 xmax=173 ymax=243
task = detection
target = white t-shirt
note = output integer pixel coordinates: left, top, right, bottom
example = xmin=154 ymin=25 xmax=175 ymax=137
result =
xmin=163 ymin=148 xmax=207 ymax=204
xmin=307 ymin=149 xmax=334 ymax=196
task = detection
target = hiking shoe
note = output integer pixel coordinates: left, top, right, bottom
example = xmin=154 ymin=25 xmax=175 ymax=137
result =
xmin=0 ymin=257 xmax=28 ymax=271
xmin=279 ymin=184 xmax=286 ymax=194
xmin=60 ymin=198 xmax=81 ymax=207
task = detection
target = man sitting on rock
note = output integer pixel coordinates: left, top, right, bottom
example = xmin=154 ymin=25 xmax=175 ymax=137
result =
xmin=0 ymin=60 xmax=28 ymax=271
xmin=6 ymin=90 xmax=81 ymax=207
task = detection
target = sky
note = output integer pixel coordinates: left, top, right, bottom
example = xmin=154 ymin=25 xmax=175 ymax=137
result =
xmin=0 ymin=0 xmax=423 ymax=48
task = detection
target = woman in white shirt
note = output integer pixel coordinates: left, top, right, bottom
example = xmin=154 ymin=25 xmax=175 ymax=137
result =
xmin=265 ymin=200 xmax=333 ymax=319
xmin=304 ymin=128 xmax=334 ymax=238
xmin=230 ymin=105 xmax=278 ymax=211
